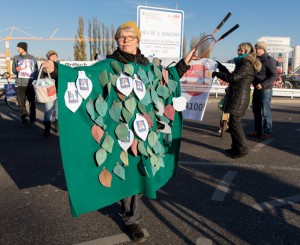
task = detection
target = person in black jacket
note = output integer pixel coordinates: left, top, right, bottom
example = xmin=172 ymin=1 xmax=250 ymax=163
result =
xmin=212 ymin=42 xmax=262 ymax=158
xmin=248 ymin=41 xmax=278 ymax=140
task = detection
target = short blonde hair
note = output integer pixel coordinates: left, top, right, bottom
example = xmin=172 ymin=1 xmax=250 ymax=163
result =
xmin=114 ymin=21 xmax=141 ymax=42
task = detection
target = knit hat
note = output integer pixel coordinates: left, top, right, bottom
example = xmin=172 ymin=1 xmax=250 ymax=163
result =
xmin=115 ymin=21 xmax=141 ymax=41
xmin=17 ymin=42 xmax=28 ymax=52
xmin=255 ymin=41 xmax=267 ymax=51
xmin=46 ymin=50 xmax=58 ymax=59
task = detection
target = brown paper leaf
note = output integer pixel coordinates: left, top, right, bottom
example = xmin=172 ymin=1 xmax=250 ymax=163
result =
xmin=91 ymin=124 xmax=104 ymax=143
xmin=164 ymin=104 xmax=175 ymax=121
xmin=142 ymin=113 xmax=153 ymax=129
xmin=162 ymin=69 xmax=169 ymax=85
xmin=99 ymin=167 xmax=112 ymax=188
xmin=131 ymin=139 xmax=138 ymax=156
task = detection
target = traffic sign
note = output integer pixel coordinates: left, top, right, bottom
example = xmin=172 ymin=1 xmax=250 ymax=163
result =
xmin=258 ymin=36 xmax=291 ymax=46
xmin=267 ymin=45 xmax=293 ymax=53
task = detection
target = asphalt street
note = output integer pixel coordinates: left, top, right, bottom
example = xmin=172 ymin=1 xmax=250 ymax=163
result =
xmin=0 ymin=96 xmax=300 ymax=245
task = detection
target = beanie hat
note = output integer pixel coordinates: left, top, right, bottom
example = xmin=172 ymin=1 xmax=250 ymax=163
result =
xmin=115 ymin=21 xmax=141 ymax=41
xmin=46 ymin=50 xmax=58 ymax=59
xmin=255 ymin=41 xmax=267 ymax=51
xmin=17 ymin=42 xmax=28 ymax=52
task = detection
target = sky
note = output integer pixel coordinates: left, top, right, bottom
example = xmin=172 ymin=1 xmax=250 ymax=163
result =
xmin=1 ymin=0 xmax=299 ymax=62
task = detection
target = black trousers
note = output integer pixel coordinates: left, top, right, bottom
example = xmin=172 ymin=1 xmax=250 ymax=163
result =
xmin=119 ymin=195 xmax=142 ymax=225
xmin=229 ymin=114 xmax=248 ymax=154
xmin=16 ymin=85 xmax=36 ymax=121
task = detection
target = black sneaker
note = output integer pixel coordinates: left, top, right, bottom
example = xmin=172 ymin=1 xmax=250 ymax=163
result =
xmin=21 ymin=116 xmax=30 ymax=126
xmin=129 ymin=224 xmax=146 ymax=243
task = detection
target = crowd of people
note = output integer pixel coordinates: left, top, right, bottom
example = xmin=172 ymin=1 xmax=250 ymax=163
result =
xmin=10 ymin=21 xmax=278 ymax=243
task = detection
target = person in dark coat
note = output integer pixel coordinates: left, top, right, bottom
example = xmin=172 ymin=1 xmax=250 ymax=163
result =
xmin=212 ymin=42 xmax=262 ymax=158
xmin=248 ymin=41 xmax=278 ymax=140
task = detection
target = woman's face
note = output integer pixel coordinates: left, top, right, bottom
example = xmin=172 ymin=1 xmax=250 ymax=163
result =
xmin=237 ymin=46 xmax=245 ymax=56
xmin=117 ymin=29 xmax=139 ymax=55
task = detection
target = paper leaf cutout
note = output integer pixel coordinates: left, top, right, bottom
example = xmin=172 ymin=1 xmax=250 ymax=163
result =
xmin=156 ymin=85 xmax=170 ymax=99
xmin=120 ymin=151 xmax=129 ymax=166
xmin=164 ymin=104 xmax=175 ymax=121
xmin=113 ymin=163 xmax=126 ymax=180
xmin=151 ymin=163 xmax=160 ymax=177
xmin=138 ymin=69 xmax=150 ymax=85
xmin=161 ymin=115 xmax=170 ymax=124
xmin=91 ymin=124 xmax=104 ymax=143
xmin=152 ymin=78 xmax=160 ymax=88
xmin=162 ymin=69 xmax=169 ymax=85
xmin=148 ymin=110 xmax=155 ymax=125
xmin=95 ymin=148 xmax=107 ymax=166
xmin=117 ymin=89 xmax=126 ymax=101
xmin=115 ymin=123 xmax=129 ymax=141
xmin=157 ymin=155 xmax=165 ymax=168
xmin=95 ymin=115 xmax=107 ymax=129
xmin=109 ymin=101 xmax=122 ymax=122
xmin=102 ymin=133 xmax=114 ymax=153
xmin=137 ymin=101 xmax=146 ymax=114
xmin=99 ymin=167 xmax=112 ymax=187
xmin=172 ymin=96 xmax=187 ymax=111
xmin=86 ymin=98 xmax=95 ymax=121
xmin=142 ymin=112 xmax=153 ymax=129
xmin=148 ymin=131 xmax=158 ymax=148
xmin=131 ymin=139 xmax=138 ymax=156
xmin=153 ymin=65 xmax=162 ymax=80
xmin=133 ymin=114 xmax=149 ymax=141
xmin=95 ymin=95 xmax=108 ymax=117
xmin=125 ymin=97 xmax=137 ymax=115
xmin=147 ymin=146 xmax=154 ymax=156
xmin=156 ymin=100 xmax=164 ymax=117
xmin=138 ymin=140 xmax=148 ymax=156
xmin=163 ymin=133 xmax=172 ymax=144
xmin=157 ymin=121 xmax=171 ymax=134
xmin=153 ymin=141 xmax=165 ymax=155
xmin=150 ymin=154 xmax=158 ymax=167
xmin=99 ymin=70 xmax=109 ymax=87
xmin=110 ymin=73 xmax=118 ymax=86
xmin=147 ymin=70 xmax=155 ymax=83
xmin=151 ymin=88 xmax=159 ymax=105
xmin=111 ymin=60 xmax=123 ymax=74
xmin=107 ymin=82 xmax=112 ymax=94
xmin=123 ymin=64 xmax=134 ymax=76
xmin=167 ymin=79 xmax=178 ymax=92
xmin=122 ymin=107 xmax=133 ymax=123
xmin=118 ymin=128 xmax=134 ymax=151
xmin=140 ymin=90 xmax=151 ymax=106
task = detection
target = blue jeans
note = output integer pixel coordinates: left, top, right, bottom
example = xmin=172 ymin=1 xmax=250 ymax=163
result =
xmin=44 ymin=99 xmax=58 ymax=122
xmin=252 ymin=88 xmax=272 ymax=135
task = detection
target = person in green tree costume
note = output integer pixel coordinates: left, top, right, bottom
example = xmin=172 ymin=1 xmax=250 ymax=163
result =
xmin=50 ymin=21 xmax=196 ymax=242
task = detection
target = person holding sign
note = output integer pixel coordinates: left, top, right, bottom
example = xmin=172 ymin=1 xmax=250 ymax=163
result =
xmin=212 ymin=42 xmax=261 ymax=159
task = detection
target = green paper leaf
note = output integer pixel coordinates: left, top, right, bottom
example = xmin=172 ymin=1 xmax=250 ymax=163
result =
xmin=115 ymin=123 xmax=129 ymax=141
xmin=95 ymin=148 xmax=107 ymax=166
xmin=109 ymin=101 xmax=122 ymax=122
xmin=147 ymin=70 xmax=155 ymax=83
xmin=110 ymin=73 xmax=118 ymax=86
xmin=153 ymin=141 xmax=165 ymax=155
xmin=95 ymin=115 xmax=107 ymax=129
xmin=137 ymin=101 xmax=146 ymax=114
xmin=153 ymin=65 xmax=162 ymax=80
xmin=148 ymin=110 xmax=155 ymax=125
xmin=167 ymin=79 xmax=178 ymax=92
xmin=151 ymin=163 xmax=160 ymax=177
xmin=152 ymin=78 xmax=160 ymax=88
xmin=148 ymin=131 xmax=158 ymax=148
xmin=147 ymin=146 xmax=154 ymax=156
xmin=150 ymin=154 xmax=158 ymax=167
xmin=122 ymin=107 xmax=133 ymax=123
xmin=102 ymin=133 xmax=114 ymax=153
xmin=107 ymin=82 xmax=112 ymax=94
xmin=123 ymin=64 xmax=134 ymax=76
xmin=160 ymin=115 xmax=170 ymax=124
xmin=157 ymin=155 xmax=165 ymax=168
xmin=151 ymin=88 xmax=159 ymax=105
xmin=156 ymin=85 xmax=170 ymax=99
xmin=163 ymin=133 xmax=172 ymax=144
xmin=140 ymin=90 xmax=151 ymax=106
xmin=113 ymin=163 xmax=126 ymax=180
xmin=120 ymin=151 xmax=129 ymax=166
xmin=86 ymin=98 xmax=95 ymax=121
xmin=111 ymin=60 xmax=123 ymax=74
xmin=99 ymin=70 xmax=109 ymax=87
xmin=95 ymin=95 xmax=108 ymax=117
xmin=124 ymin=97 xmax=137 ymax=115
xmin=137 ymin=69 xmax=149 ymax=85
xmin=138 ymin=140 xmax=148 ymax=156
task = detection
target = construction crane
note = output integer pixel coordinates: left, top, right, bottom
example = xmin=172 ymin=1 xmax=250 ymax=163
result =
xmin=0 ymin=27 xmax=112 ymax=77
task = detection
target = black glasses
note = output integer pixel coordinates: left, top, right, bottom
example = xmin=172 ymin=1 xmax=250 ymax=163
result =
xmin=118 ymin=35 xmax=137 ymax=42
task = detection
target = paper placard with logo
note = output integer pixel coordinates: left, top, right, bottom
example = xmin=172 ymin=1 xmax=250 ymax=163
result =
xmin=180 ymin=58 xmax=217 ymax=121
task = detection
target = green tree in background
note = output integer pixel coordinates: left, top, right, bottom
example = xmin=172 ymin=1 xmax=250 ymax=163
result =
xmin=74 ymin=16 xmax=87 ymax=61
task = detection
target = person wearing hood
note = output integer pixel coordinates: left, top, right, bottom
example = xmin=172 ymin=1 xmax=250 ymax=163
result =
xmin=212 ymin=42 xmax=262 ymax=159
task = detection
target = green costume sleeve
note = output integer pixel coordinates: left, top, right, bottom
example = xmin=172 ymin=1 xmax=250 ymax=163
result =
xmin=58 ymin=59 xmax=183 ymax=217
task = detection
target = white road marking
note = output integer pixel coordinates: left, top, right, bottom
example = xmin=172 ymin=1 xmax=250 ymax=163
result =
xmin=211 ymin=171 xmax=237 ymax=202
xmin=252 ymin=194 xmax=300 ymax=212
xmin=251 ymin=138 xmax=274 ymax=152
xmin=74 ymin=229 xmax=149 ymax=245
xmin=179 ymin=161 xmax=300 ymax=172
xmin=196 ymin=237 xmax=213 ymax=245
